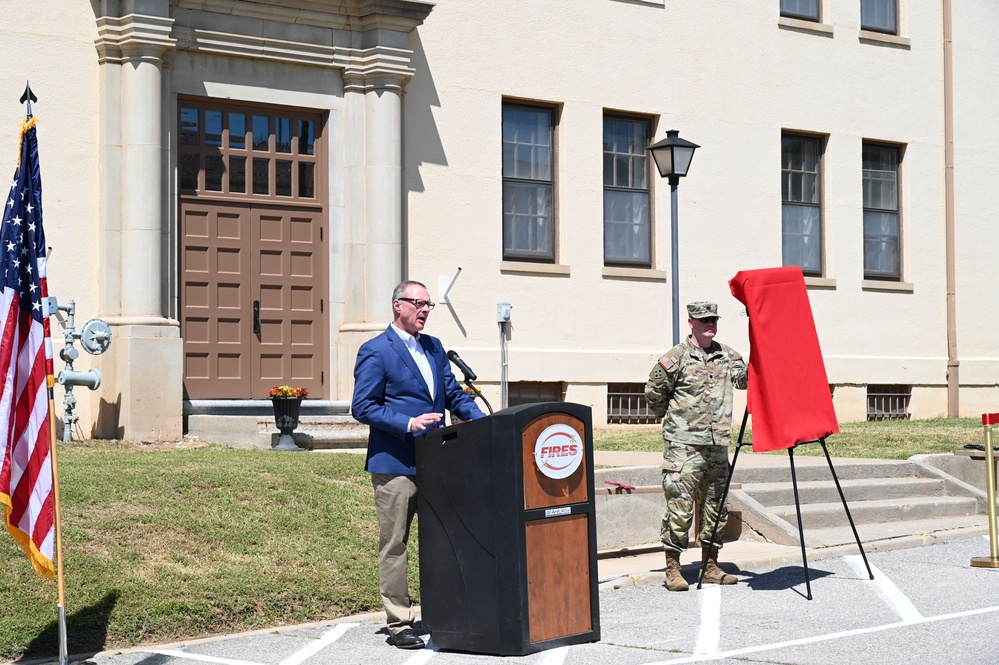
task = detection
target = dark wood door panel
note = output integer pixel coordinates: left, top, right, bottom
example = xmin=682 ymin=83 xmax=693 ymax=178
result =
xmin=181 ymin=204 xmax=253 ymax=399
xmin=181 ymin=202 xmax=327 ymax=399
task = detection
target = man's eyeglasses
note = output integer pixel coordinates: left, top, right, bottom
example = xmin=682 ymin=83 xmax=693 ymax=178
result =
xmin=397 ymin=297 xmax=436 ymax=310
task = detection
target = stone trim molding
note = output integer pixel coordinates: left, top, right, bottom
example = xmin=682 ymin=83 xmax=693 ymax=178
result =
xmin=601 ymin=266 xmax=668 ymax=281
xmin=339 ymin=46 xmax=417 ymax=91
xmin=172 ymin=26 xmax=335 ymax=66
xmin=778 ymin=16 xmax=835 ymax=36
xmin=172 ymin=0 xmax=433 ymax=31
xmin=500 ymin=261 xmax=572 ymax=276
xmin=95 ymin=14 xmax=177 ymax=64
xmin=97 ymin=1 xmax=434 ymax=86
xmin=861 ymin=279 xmax=915 ymax=293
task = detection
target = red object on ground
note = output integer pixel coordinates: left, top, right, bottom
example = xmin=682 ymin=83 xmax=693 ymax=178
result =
xmin=729 ymin=266 xmax=839 ymax=452
xmin=983 ymin=413 xmax=999 ymax=426
xmin=605 ymin=480 xmax=637 ymax=491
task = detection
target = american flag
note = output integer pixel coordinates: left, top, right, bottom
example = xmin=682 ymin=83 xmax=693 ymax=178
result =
xmin=0 ymin=117 xmax=55 ymax=579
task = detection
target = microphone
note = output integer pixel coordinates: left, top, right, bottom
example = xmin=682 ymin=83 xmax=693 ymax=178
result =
xmin=447 ymin=350 xmax=477 ymax=382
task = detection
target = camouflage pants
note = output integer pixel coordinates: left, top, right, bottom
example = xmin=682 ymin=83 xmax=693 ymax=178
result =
xmin=660 ymin=441 xmax=730 ymax=554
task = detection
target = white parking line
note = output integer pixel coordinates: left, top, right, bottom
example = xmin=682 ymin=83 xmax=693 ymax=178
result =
xmin=279 ymin=622 xmax=359 ymax=665
xmin=537 ymin=645 xmax=570 ymax=665
xmin=146 ymin=622 xmax=360 ymax=665
xmin=643 ymin=603 xmax=999 ymax=664
xmin=402 ymin=648 xmax=436 ymax=665
xmin=146 ymin=651 xmax=261 ymax=665
xmin=693 ymin=585 xmax=721 ymax=655
xmin=844 ymin=555 xmax=923 ymax=622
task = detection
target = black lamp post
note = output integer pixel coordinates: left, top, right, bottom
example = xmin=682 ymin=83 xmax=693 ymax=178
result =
xmin=647 ymin=129 xmax=699 ymax=346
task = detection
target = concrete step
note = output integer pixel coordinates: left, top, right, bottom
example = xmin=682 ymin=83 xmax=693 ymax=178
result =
xmin=802 ymin=514 xmax=989 ymax=548
xmin=732 ymin=459 xmax=921 ymax=484
xmin=184 ymin=400 xmax=369 ymax=450
xmin=743 ymin=476 xmax=947 ymax=506
xmin=771 ymin=495 xmax=980 ymax=530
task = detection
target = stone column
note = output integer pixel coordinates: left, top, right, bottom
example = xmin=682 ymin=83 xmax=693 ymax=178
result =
xmin=94 ymin=12 xmax=183 ymax=440
xmin=336 ymin=48 xmax=419 ymax=398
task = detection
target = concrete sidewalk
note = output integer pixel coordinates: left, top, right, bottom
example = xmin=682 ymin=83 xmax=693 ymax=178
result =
xmin=60 ymin=449 xmax=993 ymax=665
xmin=592 ymin=449 xmax=991 ymax=590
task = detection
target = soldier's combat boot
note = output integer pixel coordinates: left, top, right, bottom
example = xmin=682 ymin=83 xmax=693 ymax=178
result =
xmin=701 ymin=546 xmax=738 ymax=585
xmin=664 ymin=550 xmax=689 ymax=591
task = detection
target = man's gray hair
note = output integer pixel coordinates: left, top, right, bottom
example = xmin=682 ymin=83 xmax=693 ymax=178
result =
xmin=392 ymin=280 xmax=427 ymax=303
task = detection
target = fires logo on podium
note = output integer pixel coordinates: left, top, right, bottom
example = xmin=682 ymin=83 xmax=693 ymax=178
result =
xmin=533 ymin=423 xmax=583 ymax=479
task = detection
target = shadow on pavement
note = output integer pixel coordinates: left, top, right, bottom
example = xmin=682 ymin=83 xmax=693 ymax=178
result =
xmin=739 ymin=566 xmax=835 ymax=598
xmin=19 ymin=590 xmax=120 ymax=661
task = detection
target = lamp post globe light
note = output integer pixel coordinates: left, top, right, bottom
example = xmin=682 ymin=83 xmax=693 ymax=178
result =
xmin=647 ymin=129 xmax=700 ymax=346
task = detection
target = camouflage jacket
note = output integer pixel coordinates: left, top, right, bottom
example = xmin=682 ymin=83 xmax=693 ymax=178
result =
xmin=644 ymin=337 xmax=748 ymax=447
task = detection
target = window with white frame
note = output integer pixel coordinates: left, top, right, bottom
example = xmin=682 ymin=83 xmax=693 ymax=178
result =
xmin=781 ymin=0 xmax=819 ymax=21
xmin=603 ymin=115 xmax=652 ymax=266
xmin=502 ymin=103 xmax=555 ymax=262
xmin=861 ymin=0 xmax=897 ymax=34
xmin=862 ymin=142 xmax=901 ymax=280
xmin=781 ymin=134 xmax=823 ymax=276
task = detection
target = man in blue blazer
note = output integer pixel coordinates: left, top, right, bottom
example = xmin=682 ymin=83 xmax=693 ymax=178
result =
xmin=351 ymin=280 xmax=485 ymax=650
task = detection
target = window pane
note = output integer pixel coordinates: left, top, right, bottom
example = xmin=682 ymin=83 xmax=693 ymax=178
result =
xmin=229 ymin=113 xmax=246 ymax=150
xmin=861 ymin=0 xmax=897 ymax=34
xmin=299 ymin=162 xmax=315 ymax=198
xmin=276 ymin=160 xmax=292 ymax=196
xmin=180 ymin=152 xmax=199 ymax=190
xmin=502 ymin=107 xmax=553 ymax=180
xmin=781 ymin=135 xmax=822 ymax=274
xmin=276 ymin=117 xmax=292 ymax=154
xmin=604 ymin=190 xmax=650 ymax=265
xmin=863 ymin=210 xmax=900 ymax=278
xmin=781 ymin=0 xmax=819 ymax=20
xmin=503 ymin=105 xmax=555 ymax=261
xmin=205 ymin=110 xmax=222 ymax=147
xmin=503 ymin=181 xmax=553 ymax=259
xmin=253 ymin=158 xmax=269 ymax=194
xmin=782 ymin=203 xmax=821 ymax=274
xmin=603 ymin=118 xmax=649 ymax=190
xmin=180 ymin=108 xmax=199 ymax=146
xmin=229 ymin=156 xmax=246 ymax=193
xmin=604 ymin=116 xmax=651 ymax=266
xmin=298 ymin=120 xmax=315 ymax=155
xmin=205 ymin=154 xmax=223 ymax=191
xmin=863 ymin=144 xmax=899 ymax=210
xmin=782 ymin=136 xmax=820 ymax=204
xmin=252 ymin=115 xmax=269 ymax=150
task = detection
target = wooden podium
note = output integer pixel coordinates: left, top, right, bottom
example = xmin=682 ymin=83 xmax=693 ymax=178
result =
xmin=415 ymin=401 xmax=600 ymax=655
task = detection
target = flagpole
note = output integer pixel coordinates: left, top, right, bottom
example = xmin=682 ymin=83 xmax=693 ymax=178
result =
xmin=48 ymin=386 xmax=68 ymax=665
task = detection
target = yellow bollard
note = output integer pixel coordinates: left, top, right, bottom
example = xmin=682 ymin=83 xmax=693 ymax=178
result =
xmin=971 ymin=412 xmax=999 ymax=568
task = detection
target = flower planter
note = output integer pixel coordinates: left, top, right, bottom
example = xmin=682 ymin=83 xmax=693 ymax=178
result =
xmin=271 ymin=396 xmax=306 ymax=451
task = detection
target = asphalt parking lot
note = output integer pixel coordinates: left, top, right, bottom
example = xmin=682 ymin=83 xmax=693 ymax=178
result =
xmin=86 ymin=536 xmax=999 ymax=665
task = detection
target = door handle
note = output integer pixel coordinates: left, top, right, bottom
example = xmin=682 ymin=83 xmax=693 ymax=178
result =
xmin=253 ymin=300 xmax=260 ymax=335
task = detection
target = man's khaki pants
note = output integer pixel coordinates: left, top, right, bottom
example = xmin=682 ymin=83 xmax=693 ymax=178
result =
xmin=371 ymin=473 xmax=418 ymax=637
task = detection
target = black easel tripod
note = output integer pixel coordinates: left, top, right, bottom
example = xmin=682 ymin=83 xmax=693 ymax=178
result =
xmin=697 ymin=410 xmax=874 ymax=599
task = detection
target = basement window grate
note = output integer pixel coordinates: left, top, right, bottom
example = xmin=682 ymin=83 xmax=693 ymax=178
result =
xmin=607 ymin=383 xmax=660 ymax=425
xmin=867 ymin=384 xmax=911 ymax=421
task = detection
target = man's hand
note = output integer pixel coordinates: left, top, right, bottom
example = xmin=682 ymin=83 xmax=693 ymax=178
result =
xmin=410 ymin=413 xmax=443 ymax=432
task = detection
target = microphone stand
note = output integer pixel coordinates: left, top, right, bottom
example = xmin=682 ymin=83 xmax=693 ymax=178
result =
xmin=465 ymin=378 xmax=494 ymax=415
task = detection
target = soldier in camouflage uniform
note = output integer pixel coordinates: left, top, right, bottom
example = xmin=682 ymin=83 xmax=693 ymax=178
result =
xmin=645 ymin=301 xmax=748 ymax=591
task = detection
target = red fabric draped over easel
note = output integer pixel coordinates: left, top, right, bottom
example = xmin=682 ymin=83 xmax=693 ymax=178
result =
xmin=729 ymin=266 xmax=839 ymax=452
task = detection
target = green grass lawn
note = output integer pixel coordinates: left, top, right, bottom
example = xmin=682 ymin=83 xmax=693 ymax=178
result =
xmin=0 ymin=417 xmax=986 ymax=659
xmin=0 ymin=441 xmax=392 ymax=661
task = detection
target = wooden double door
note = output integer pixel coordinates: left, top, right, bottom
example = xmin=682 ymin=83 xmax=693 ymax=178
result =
xmin=181 ymin=203 xmax=327 ymax=400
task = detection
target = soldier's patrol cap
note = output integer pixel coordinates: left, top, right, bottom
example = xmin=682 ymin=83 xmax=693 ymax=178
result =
xmin=687 ymin=301 xmax=720 ymax=319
